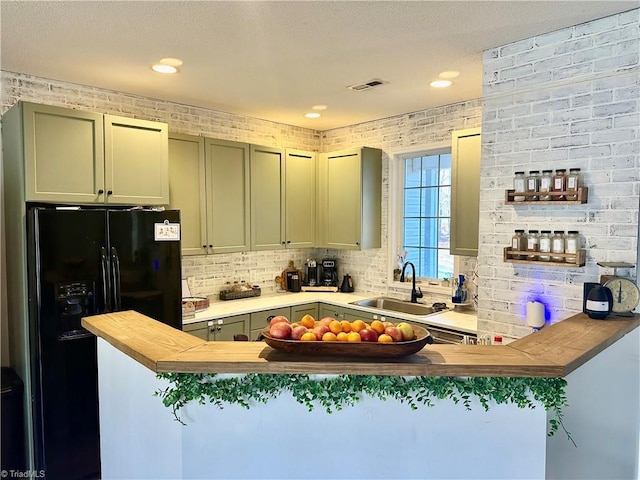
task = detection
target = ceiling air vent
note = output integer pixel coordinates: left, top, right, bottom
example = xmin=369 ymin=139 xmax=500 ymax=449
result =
xmin=347 ymin=78 xmax=386 ymax=92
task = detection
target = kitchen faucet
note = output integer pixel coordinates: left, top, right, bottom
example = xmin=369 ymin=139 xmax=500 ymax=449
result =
xmin=401 ymin=261 xmax=423 ymax=303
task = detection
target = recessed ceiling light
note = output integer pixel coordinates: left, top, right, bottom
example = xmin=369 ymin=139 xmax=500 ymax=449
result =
xmin=152 ymin=64 xmax=178 ymax=74
xmin=438 ymin=71 xmax=460 ymax=79
xmin=304 ymin=113 xmax=321 ymax=119
xmin=311 ymin=105 xmax=328 ymax=111
xmin=429 ymin=80 xmax=452 ymax=88
xmin=159 ymin=57 xmax=183 ymax=67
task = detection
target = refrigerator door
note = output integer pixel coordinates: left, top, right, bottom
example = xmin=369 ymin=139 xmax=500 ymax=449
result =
xmin=27 ymin=207 xmax=103 ymax=480
xmin=107 ymin=209 xmax=182 ymax=329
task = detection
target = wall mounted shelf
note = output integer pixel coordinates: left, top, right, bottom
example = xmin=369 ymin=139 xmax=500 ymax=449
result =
xmin=503 ymin=247 xmax=586 ymax=267
xmin=504 ymin=187 xmax=588 ymax=205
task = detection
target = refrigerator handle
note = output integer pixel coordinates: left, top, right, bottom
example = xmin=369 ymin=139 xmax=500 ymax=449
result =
xmin=111 ymin=247 xmax=122 ymax=311
xmin=100 ymin=247 xmax=111 ymax=312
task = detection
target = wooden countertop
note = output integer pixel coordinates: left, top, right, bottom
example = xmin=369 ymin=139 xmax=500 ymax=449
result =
xmin=82 ymin=310 xmax=639 ymax=378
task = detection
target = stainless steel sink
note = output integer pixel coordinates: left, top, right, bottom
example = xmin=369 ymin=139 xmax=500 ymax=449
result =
xmin=350 ymin=297 xmax=447 ymax=316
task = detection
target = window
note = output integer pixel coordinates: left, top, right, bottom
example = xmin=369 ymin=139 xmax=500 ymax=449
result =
xmin=398 ymin=150 xmax=454 ymax=280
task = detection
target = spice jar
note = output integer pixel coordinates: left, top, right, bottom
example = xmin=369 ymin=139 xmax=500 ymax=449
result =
xmin=551 ymin=231 xmax=565 ymax=262
xmin=566 ymin=168 xmax=582 ymax=201
xmin=526 ymin=170 xmax=540 ymax=201
xmin=512 ymin=230 xmax=527 ymax=259
xmin=526 ymin=230 xmax=539 ymax=260
xmin=539 ymin=170 xmax=553 ymax=201
xmin=564 ymin=231 xmax=580 ymax=264
xmin=552 ymin=169 xmax=567 ymax=200
xmin=539 ymin=231 xmax=552 ymax=261
xmin=513 ymin=171 xmax=526 ymax=202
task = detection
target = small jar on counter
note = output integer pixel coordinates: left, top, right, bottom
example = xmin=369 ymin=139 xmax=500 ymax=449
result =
xmin=526 ymin=170 xmax=540 ymax=201
xmin=513 ymin=171 xmax=526 ymax=201
xmin=539 ymin=170 xmax=553 ymax=201
xmin=539 ymin=230 xmax=552 ymax=261
xmin=511 ymin=229 xmax=527 ymax=259
xmin=552 ymin=169 xmax=567 ymax=200
xmin=564 ymin=231 xmax=580 ymax=264
xmin=566 ymin=168 xmax=582 ymax=200
xmin=526 ymin=230 xmax=539 ymax=260
xmin=551 ymin=230 xmax=565 ymax=262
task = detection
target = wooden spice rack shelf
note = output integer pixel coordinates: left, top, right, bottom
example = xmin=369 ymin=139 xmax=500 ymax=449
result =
xmin=504 ymin=187 xmax=588 ymax=205
xmin=503 ymin=247 xmax=586 ymax=267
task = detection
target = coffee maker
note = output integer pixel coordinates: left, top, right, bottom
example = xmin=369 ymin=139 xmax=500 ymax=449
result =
xmin=321 ymin=258 xmax=338 ymax=288
xmin=305 ymin=259 xmax=318 ymax=287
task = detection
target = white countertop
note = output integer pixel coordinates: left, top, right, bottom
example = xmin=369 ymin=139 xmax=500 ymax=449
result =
xmin=184 ymin=292 xmax=477 ymax=334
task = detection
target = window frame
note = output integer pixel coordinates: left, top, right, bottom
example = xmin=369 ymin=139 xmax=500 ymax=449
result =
xmin=388 ymin=142 xmax=456 ymax=293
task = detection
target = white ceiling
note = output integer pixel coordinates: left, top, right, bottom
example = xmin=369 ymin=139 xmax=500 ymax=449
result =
xmin=1 ymin=1 xmax=637 ymax=130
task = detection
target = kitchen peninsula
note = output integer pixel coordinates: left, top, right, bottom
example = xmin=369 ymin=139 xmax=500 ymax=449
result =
xmin=83 ymin=310 xmax=639 ymax=480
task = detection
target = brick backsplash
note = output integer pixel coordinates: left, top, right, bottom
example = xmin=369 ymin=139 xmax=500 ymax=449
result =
xmin=480 ymin=9 xmax=640 ymax=338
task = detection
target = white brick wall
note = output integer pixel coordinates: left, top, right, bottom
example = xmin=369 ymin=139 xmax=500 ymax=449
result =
xmin=480 ymin=9 xmax=640 ymax=338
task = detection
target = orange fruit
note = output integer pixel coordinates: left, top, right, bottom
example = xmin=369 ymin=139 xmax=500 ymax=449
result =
xmin=336 ymin=332 xmax=349 ymax=342
xmin=322 ymin=332 xmax=338 ymax=342
xmin=300 ymin=314 xmax=315 ymax=329
xmin=347 ymin=332 xmax=362 ymax=342
xmin=340 ymin=320 xmax=352 ymax=333
xmin=370 ymin=320 xmax=385 ymax=334
xmin=378 ymin=334 xmax=393 ymax=343
xmin=350 ymin=320 xmax=367 ymax=333
xmin=300 ymin=331 xmax=317 ymax=341
xmin=328 ymin=320 xmax=343 ymax=335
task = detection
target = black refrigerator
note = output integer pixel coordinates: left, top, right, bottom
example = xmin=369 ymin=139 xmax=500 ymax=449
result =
xmin=26 ymin=206 xmax=182 ymax=480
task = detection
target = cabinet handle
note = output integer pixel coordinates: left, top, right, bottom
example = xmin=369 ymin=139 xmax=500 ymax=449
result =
xmin=286 ymin=240 xmax=291 ymax=244
xmin=202 ymin=245 xmax=207 ymax=249
xmin=98 ymin=189 xmax=104 ymax=195
xmin=107 ymin=190 xmax=113 ymax=195
xmin=209 ymin=244 xmax=213 ymax=248
xmin=356 ymin=242 xmax=360 ymax=246
xmin=282 ymin=241 xmax=286 ymax=245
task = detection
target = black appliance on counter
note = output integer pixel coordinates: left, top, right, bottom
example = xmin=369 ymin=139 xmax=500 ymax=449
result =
xmin=26 ymin=206 xmax=182 ymax=480
xmin=321 ymin=258 xmax=338 ymax=287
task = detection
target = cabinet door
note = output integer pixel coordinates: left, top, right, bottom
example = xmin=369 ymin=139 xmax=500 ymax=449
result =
xmin=22 ymin=102 xmax=104 ymax=203
xmin=318 ymin=304 xmax=348 ymax=320
xmin=450 ymin=128 xmax=481 ymax=256
xmin=104 ymin=115 xmax=169 ymax=205
xmin=284 ymin=149 xmax=316 ymax=248
xmin=168 ymin=134 xmax=207 ymax=256
xmin=290 ymin=303 xmax=318 ymax=323
xmin=205 ymin=139 xmax=251 ymax=253
xmin=250 ymin=307 xmax=290 ymax=333
xmin=250 ymin=145 xmax=284 ymax=250
xmin=183 ymin=321 xmax=209 ymax=341
xmin=210 ymin=314 xmax=249 ymax=341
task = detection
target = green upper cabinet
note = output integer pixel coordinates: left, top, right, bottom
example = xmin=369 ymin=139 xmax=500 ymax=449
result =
xmin=284 ymin=149 xmax=316 ymax=248
xmin=16 ymin=102 xmax=168 ymax=205
xmin=168 ymin=133 xmax=207 ymax=256
xmin=205 ymin=138 xmax=251 ymax=254
xmin=250 ymin=145 xmax=285 ymax=250
xmin=450 ymin=127 xmax=481 ymax=257
xmin=104 ymin=115 xmax=169 ymax=205
xmin=318 ymin=147 xmax=382 ymax=250
xmin=250 ymin=147 xmax=317 ymax=250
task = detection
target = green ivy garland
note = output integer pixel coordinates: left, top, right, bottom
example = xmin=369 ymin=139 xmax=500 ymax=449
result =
xmin=155 ymin=373 xmax=574 ymax=444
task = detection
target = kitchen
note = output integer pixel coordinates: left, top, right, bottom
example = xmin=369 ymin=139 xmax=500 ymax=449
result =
xmin=1 ymin=2 xmax=639 ymax=480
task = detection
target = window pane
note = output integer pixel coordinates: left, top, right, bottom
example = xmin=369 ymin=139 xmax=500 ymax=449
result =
xmin=421 ymin=218 xmax=438 ymax=248
xmin=439 ymin=154 xmax=451 ymax=185
xmin=439 ymin=186 xmax=451 ymax=217
xmin=438 ymin=218 xmax=450 ymax=247
xmin=404 ymin=188 xmax=421 ymax=217
xmin=437 ymin=249 xmax=454 ymax=279
xmin=421 ymin=156 xmax=439 ymax=186
xmin=404 ymin=247 xmax=420 ymax=270
xmin=403 ymin=218 xmax=420 ymax=247
xmin=405 ymin=158 xmax=422 ymax=188
xmin=420 ymin=249 xmax=437 ymax=279
xmin=420 ymin=186 xmax=438 ymax=218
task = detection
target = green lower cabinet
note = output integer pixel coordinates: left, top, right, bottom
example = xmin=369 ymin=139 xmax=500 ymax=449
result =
xmin=182 ymin=321 xmax=209 ymax=341
xmin=290 ymin=303 xmax=319 ymax=322
xmin=209 ymin=314 xmax=250 ymax=341
xmin=250 ymin=307 xmax=290 ymax=341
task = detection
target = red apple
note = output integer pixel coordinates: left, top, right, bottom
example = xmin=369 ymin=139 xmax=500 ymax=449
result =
xmin=382 ymin=321 xmax=395 ymax=329
xmin=396 ymin=322 xmax=415 ymax=341
xmin=269 ymin=321 xmax=292 ymax=339
xmin=313 ymin=325 xmax=330 ymax=340
xmin=359 ymin=328 xmax=379 ymax=342
xmin=291 ymin=326 xmax=308 ymax=340
xmin=269 ymin=315 xmax=289 ymax=326
xmin=384 ymin=326 xmax=403 ymax=342
xmin=318 ymin=317 xmax=335 ymax=328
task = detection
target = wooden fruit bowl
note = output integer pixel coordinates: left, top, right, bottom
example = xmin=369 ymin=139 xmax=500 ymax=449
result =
xmin=262 ymin=325 xmax=433 ymax=358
